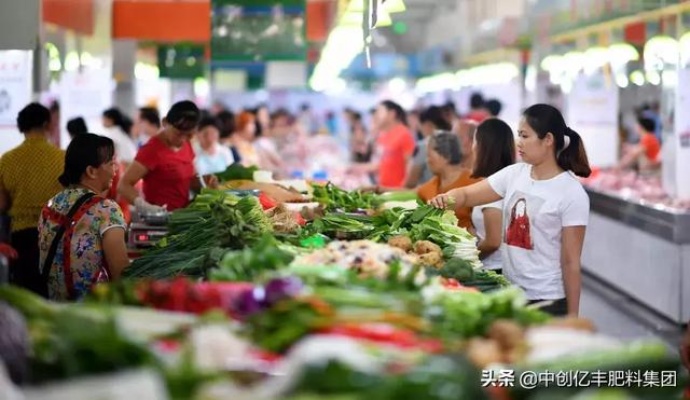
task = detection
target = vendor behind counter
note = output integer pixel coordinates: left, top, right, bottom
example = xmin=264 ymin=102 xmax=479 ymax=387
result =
xmin=118 ymin=100 xmax=218 ymax=214
xmin=617 ymin=115 xmax=660 ymax=174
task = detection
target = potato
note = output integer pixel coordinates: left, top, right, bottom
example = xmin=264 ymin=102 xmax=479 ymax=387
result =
xmin=487 ymin=320 xmax=525 ymax=351
xmin=504 ymin=346 xmax=528 ymax=364
xmin=413 ymin=240 xmax=442 ymax=255
xmin=388 ymin=235 xmax=413 ymax=252
xmin=418 ymin=252 xmax=443 ymax=268
xmin=547 ymin=317 xmax=596 ymax=332
xmin=466 ymin=338 xmax=503 ymax=369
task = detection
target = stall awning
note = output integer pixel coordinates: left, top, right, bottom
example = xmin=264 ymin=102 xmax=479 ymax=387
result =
xmin=43 ymin=0 xmax=95 ymax=35
xmin=112 ymin=0 xmax=211 ymax=42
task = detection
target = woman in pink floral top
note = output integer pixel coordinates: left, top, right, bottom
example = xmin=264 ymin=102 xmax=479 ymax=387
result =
xmin=38 ymin=134 xmax=130 ymax=301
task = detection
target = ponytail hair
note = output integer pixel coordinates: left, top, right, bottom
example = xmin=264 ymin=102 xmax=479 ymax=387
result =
xmin=523 ymin=104 xmax=591 ymax=178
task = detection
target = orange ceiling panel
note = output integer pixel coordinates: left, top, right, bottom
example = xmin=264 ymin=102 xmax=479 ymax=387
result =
xmin=112 ymin=0 xmax=211 ymax=42
xmin=43 ymin=0 xmax=95 ymax=35
xmin=306 ymin=1 xmax=334 ymax=42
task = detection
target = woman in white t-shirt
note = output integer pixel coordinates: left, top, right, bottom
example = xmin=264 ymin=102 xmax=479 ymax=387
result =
xmin=469 ymin=118 xmax=516 ymax=273
xmin=430 ymin=104 xmax=591 ymax=317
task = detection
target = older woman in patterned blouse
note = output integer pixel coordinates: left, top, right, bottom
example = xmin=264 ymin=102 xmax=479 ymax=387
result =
xmin=38 ymin=134 xmax=129 ymax=301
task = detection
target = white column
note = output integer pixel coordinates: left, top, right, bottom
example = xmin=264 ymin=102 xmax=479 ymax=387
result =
xmin=668 ymin=68 xmax=690 ymax=199
xmin=112 ymin=39 xmax=137 ymax=116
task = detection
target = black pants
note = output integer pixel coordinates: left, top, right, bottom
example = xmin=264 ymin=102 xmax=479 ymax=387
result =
xmin=9 ymin=228 xmax=46 ymax=298
xmin=528 ymin=298 xmax=568 ymax=317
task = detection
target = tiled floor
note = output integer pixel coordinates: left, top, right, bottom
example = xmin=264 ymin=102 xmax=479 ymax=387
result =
xmin=580 ymin=271 xmax=685 ymax=350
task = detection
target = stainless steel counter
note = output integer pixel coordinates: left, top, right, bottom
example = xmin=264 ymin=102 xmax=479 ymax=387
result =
xmin=583 ymin=188 xmax=690 ymax=324
xmin=587 ymin=189 xmax=690 ymax=244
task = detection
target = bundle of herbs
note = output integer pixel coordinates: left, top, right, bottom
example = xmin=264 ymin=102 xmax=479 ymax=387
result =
xmin=312 ymin=183 xmax=380 ymax=212
xmin=167 ymin=190 xmax=240 ymax=235
xmin=125 ymin=194 xmax=273 ymax=279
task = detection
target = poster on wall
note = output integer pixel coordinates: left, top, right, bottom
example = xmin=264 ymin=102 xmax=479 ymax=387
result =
xmin=670 ymin=67 xmax=690 ymax=198
xmin=0 ymin=51 xmax=33 ymax=127
xmin=211 ymin=0 xmax=307 ymax=62
xmin=566 ymin=72 xmax=619 ymax=168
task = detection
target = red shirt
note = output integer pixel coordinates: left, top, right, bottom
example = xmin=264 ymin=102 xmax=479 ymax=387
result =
xmin=377 ymin=123 xmax=416 ymax=188
xmin=465 ymin=110 xmax=490 ymax=124
xmin=640 ymin=133 xmax=661 ymax=162
xmin=135 ymin=136 xmax=195 ymax=211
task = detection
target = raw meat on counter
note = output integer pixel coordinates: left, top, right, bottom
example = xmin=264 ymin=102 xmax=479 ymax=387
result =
xmin=582 ymin=169 xmax=690 ymax=211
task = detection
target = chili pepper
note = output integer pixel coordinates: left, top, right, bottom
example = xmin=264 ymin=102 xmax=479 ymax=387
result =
xmin=259 ymin=192 xmax=278 ymax=210
xmin=155 ymin=339 xmax=182 ymax=353
xmin=319 ymin=324 xmax=444 ymax=353
xmin=441 ymin=278 xmax=479 ymax=292
xmin=301 ymin=295 xmax=334 ymax=316
xmin=249 ymin=349 xmax=282 ymax=363
xmin=294 ymin=212 xmax=306 ymax=226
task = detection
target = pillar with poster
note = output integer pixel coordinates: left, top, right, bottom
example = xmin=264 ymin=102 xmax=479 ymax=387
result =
xmin=564 ymin=47 xmax=620 ymax=169
xmin=669 ymin=31 xmax=690 ymax=200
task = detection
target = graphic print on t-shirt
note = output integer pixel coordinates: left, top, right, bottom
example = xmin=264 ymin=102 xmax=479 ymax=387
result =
xmin=505 ymin=191 xmax=545 ymax=250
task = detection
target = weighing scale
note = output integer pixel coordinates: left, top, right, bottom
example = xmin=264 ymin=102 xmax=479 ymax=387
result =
xmin=127 ymin=210 xmax=169 ymax=257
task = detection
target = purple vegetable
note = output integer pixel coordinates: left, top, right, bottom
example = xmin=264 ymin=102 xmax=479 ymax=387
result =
xmin=233 ymin=287 xmax=265 ymax=318
xmin=263 ymin=276 xmax=304 ymax=306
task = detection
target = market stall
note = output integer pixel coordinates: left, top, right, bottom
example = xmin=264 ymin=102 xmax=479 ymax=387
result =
xmin=0 ymin=172 xmax=687 ymax=399
xmin=582 ymin=170 xmax=690 ymax=325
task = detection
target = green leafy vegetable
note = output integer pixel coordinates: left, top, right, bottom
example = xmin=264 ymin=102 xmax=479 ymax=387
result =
xmin=126 ymin=194 xmax=272 ymax=279
xmin=214 ymin=163 xmax=258 ymax=182
xmin=209 ymin=236 xmax=294 ymax=282
xmin=312 ymin=183 xmax=379 ymax=212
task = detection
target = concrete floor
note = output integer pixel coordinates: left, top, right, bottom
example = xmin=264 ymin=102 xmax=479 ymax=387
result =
xmin=580 ymin=271 xmax=685 ymax=350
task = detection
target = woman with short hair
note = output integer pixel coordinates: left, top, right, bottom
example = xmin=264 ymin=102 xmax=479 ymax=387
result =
xmin=417 ymin=132 xmax=481 ymax=230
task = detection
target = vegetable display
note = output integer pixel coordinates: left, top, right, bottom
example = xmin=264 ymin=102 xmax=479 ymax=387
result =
xmin=0 ymin=182 xmax=684 ymax=400
xmin=125 ymin=192 xmax=272 ymax=279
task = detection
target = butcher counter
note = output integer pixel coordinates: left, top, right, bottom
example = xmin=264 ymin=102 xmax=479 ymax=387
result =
xmin=583 ymin=188 xmax=690 ymax=325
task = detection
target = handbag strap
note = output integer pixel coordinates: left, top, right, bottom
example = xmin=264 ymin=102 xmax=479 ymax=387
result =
xmin=41 ymin=192 xmax=96 ymax=281
xmin=62 ymin=195 xmax=106 ymax=300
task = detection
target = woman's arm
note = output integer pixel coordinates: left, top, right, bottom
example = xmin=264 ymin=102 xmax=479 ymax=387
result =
xmin=349 ymin=147 xmax=382 ymax=174
xmin=617 ymin=145 xmax=644 ymax=170
xmin=117 ymin=161 xmax=148 ymax=203
xmin=102 ymin=227 xmax=130 ymax=279
xmin=561 ymin=226 xmax=586 ymax=316
xmin=405 ymin=163 xmax=423 ymax=189
xmin=477 ymin=208 xmax=502 ymax=259
xmin=429 ymin=180 xmax=502 ymax=209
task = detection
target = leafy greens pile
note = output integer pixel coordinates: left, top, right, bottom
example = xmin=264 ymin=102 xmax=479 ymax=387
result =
xmin=125 ymin=191 xmax=273 ymax=279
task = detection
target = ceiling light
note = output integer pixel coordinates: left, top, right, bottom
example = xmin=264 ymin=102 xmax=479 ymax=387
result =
xmin=383 ymin=0 xmax=406 ymax=13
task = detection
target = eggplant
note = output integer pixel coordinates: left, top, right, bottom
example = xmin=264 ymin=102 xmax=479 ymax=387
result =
xmin=0 ymin=301 xmax=29 ymax=385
